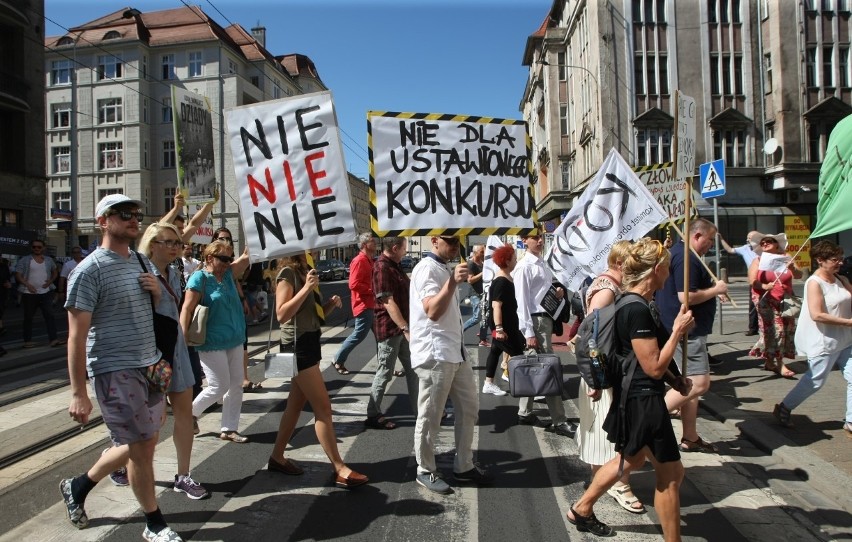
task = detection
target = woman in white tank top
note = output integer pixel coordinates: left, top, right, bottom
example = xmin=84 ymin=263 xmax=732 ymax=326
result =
xmin=773 ymin=240 xmax=852 ymax=436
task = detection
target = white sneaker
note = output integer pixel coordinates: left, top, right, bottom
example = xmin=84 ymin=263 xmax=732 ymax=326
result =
xmin=501 ymin=370 xmax=510 ymax=382
xmin=482 ymin=382 xmax=507 ymax=396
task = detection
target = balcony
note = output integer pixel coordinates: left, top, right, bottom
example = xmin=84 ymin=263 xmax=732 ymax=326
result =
xmin=0 ymin=69 xmax=30 ymax=112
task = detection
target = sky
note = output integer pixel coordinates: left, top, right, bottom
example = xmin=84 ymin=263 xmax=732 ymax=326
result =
xmin=43 ymin=0 xmax=553 ymax=179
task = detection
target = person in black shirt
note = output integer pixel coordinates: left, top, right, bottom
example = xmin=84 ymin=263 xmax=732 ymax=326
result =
xmin=566 ymin=237 xmax=694 ymax=539
xmin=482 ymin=245 xmax=523 ymax=396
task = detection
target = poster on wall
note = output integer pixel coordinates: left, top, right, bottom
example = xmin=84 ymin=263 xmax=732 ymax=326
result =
xmin=172 ymin=86 xmax=217 ymax=205
xmin=224 ymin=91 xmax=357 ymax=261
xmin=368 ymin=111 xmax=537 ymax=236
xmin=784 ymin=215 xmax=812 ymax=270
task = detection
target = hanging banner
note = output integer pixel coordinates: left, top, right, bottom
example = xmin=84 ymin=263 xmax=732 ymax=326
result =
xmin=224 ymin=91 xmax=357 ymax=261
xmin=368 ymin=111 xmax=537 ymax=236
xmin=546 ymin=148 xmax=669 ymax=291
xmin=172 ymin=86 xmax=216 ymax=205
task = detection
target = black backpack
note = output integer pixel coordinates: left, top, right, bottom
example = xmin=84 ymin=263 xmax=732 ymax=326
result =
xmin=573 ymin=294 xmax=642 ymax=391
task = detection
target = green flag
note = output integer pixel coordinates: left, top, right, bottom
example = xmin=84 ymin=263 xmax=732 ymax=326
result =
xmin=813 ymin=113 xmax=852 ymax=238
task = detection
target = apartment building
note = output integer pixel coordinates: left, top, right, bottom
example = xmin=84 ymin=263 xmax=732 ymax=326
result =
xmin=523 ymin=0 xmax=850 ymax=263
xmin=43 ymin=5 xmax=334 ymax=255
xmin=0 ymin=0 xmax=45 ymax=256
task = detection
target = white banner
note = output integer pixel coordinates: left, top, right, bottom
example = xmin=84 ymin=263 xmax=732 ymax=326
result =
xmin=547 ymin=148 xmax=668 ymax=291
xmin=224 ymin=91 xmax=357 ymax=261
xmin=369 ymin=113 xmax=535 ymax=234
xmin=675 ymin=92 xmax=696 ymax=181
xmin=482 ymin=234 xmax=504 ymax=294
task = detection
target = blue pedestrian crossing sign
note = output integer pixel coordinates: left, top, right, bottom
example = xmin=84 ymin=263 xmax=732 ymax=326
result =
xmin=699 ymin=159 xmax=726 ymax=199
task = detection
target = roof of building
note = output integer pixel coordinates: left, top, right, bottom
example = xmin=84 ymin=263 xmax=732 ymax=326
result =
xmin=277 ymin=53 xmax=323 ymax=83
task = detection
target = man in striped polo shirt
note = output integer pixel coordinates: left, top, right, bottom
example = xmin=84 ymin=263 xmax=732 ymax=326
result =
xmin=60 ymin=194 xmax=183 ymax=542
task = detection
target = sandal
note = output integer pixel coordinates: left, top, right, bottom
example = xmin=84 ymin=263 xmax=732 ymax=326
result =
xmin=669 ymin=408 xmax=681 ymax=419
xmin=393 ymin=370 xmax=405 ymax=377
xmin=773 ymin=403 xmax=794 ymax=428
xmin=566 ymin=504 xmax=615 ymax=537
xmin=333 ymin=363 xmax=350 ymax=375
xmin=680 ymin=436 xmax=718 ymax=453
xmin=220 ymin=431 xmax=249 ymax=443
xmin=606 ymin=483 xmax=646 ymax=514
xmin=364 ymin=415 xmax=396 ymax=430
xmin=778 ymin=366 xmax=796 ymax=379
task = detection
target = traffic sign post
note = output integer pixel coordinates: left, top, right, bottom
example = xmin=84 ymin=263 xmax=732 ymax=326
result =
xmin=699 ymin=159 xmax=726 ymax=199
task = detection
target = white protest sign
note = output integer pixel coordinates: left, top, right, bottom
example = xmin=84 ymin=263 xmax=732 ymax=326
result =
xmin=190 ymin=204 xmax=214 ymax=245
xmin=675 ymin=92 xmax=696 ymax=181
xmin=172 ymin=86 xmax=217 ymax=205
xmin=482 ymin=234 xmax=504 ymax=294
xmin=547 ymin=148 xmax=668 ymax=291
xmin=224 ymin=91 xmax=357 ymax=261
xmin=368 ymin=112 xmax=536 ymax=235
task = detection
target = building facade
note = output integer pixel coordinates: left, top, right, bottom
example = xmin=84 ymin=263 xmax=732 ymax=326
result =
xmin=1 ymin=0 xmax=46 ymax=256
xmin=523 ymin=0 xmax=850 ymax=271
xmin=44 ymin=5 xmax=327 ymax=255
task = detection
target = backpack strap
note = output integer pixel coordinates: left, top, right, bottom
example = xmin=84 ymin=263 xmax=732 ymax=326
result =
xmin=612 ymin=293 xmax=646 ymax=478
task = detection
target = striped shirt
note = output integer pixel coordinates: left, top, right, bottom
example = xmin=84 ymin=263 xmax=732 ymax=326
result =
xmin=65 ymin=248 xmax=160 ymax=377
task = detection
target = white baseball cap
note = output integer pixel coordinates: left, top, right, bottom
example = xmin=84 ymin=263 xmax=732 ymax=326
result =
xmin=95 ymin=194 xmax=144 ymax=218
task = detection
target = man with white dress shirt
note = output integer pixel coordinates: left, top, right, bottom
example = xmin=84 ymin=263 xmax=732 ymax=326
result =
xmin=513 ymin=229 xmax=575 ymax=437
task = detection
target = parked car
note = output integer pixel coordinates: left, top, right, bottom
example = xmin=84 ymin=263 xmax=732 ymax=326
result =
xmin=316 ymin=259 xmax=346 ymax=281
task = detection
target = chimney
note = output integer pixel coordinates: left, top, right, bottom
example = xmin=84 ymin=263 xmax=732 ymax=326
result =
xmin=251 ymin=22 xmax=266 ymax=48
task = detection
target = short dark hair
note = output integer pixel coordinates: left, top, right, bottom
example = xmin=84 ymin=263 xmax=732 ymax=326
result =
xmin=811 ymin=240 xmax=843 ymax=261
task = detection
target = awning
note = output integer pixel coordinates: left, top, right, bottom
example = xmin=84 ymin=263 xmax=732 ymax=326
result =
xmin=695 ymin=205 xmax=800 ymax=217
xmin=0 ymin=226 xmax=35 ymax=256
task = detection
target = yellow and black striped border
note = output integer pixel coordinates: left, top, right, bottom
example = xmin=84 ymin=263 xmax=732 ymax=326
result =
xmin=367 ymin=111 xmax=537 ymax=237
xmin=631 ymin=161 xmax=697 ymax=228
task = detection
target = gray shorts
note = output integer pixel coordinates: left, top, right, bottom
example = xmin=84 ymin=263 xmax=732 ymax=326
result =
xmin=674 ymin=335 xmax=709 ymax=376
xmin=92 ymin=368 xmax=165 ymax=445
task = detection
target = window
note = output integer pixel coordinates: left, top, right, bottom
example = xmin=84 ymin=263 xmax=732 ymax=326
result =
xmin=764 ymin=53 xmax=773 ymax=92
xmin=51 ymin=60 xmax=71 ymax=85
xmin=52 ymin=191 xmax=71 ymax=210
xmin=162 ymin=97 xmax=172 ymax=123
xmin=188 ymin=51 xmax=203 ymax=77
xmin=164 ymin=187 xmax=177 ymax=212
xmin=97 ymin=54 xmax=122 ymax=80
xmin=659 ymin=54 xmax=669 ymax=94
xmin=634 ymin=54 xmax=645 ymax=94
xmin=103 ymin=30 xmax=121 ymax=40
xmin=807 ymin=47 xmax=817 ymax=87
xmin=557 ymin=51 xmax=567 ymax=81
xmin=713 ymin=130 xmax=747 ymax=167
xmin=98 ymin=98 xmax=123 ymax=124
xmin=143 ymin=140 xmax=149 ymax=169
xmin=162 ymin=54 xmax=176 ymax=80
xmin=273 ymin=78 xmax=282 ymax=99
xmin=52 ymin=146 xmax=70 ymax=174
xmin=710 ymin=55 xmax=720 ymax=94
xmin=809 ymin=121 xmax=838 ymax=161
xmin=250 ymin=75 xmax=261 ymax=89
xmin=99 ymin=142 xmax=124 ymax=170
xmin=228 ymin=59 xmax=238 ymax=74
xmin=722 ymin=55 xmax=732 ymax=94
xmin=559 ymin=104 xmax=568 ymax=136
xmin=734 ymin=56 xmax=743 ymax=94
xmin=824 ymin=46 xmax=835 ymax=87
xmin=143 ymin=98 xmax=148 ymax=123
xmin=1 ymin=209 xmax=20 ymax=227
xmin=732 ymin=0 xmax=741 ymax=22
xmin=52 ymin=103 xmax=71 ymax=128
xmin=142 ymin=55 xmax=148 ymax=79
xmin=98 ymin=188 xmax=122 ymax=201
xmin=841 ymin=47 xmax=850 ymax=87
xmin=162 ymin=140 xmax=176 ymax=169
xmin=636 ymin=128 xmax=672 ymax=165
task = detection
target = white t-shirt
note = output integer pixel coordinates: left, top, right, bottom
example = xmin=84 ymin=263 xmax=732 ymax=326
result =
xmin=408 ymin=255 xmax=467 ymax=369
xmin=26 ymin=259 xmax=51 ymax=294
xmin=733 ymin=244 xmax=758 ymax=268
xmin=795 ymin=274 xmax=852 ymax=358
xmin=60 ymin=259 xmax=79 ymax=279
xmin=182 ymin=256 xmax=200 ymax=280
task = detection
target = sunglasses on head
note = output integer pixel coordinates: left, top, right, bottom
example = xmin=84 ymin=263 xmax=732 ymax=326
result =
xmin=108 ymin=209 xmax=144 ymax=222
xmin=212 ymin=254 xmax=234 ymax=263
xmin=439 ymin=236 xmax=460 ymax=246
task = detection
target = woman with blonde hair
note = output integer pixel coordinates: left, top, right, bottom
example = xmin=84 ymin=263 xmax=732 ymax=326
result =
xmin=267 ymin=253 xmax=368 ymax=489
xmin=180 ymin=240 xmax=251 ymax=443
xmin=566 ymin=238 xmax=694 ymax=540
xmin=575 ymin=240 xmax=645 ymax=514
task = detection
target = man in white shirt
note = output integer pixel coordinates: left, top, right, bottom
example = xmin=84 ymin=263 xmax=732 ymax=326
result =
xmin=513 ymin=230 xmax=574 ymax=437
xmin=58 ymin=246 xmax=84 ymax=305
xmin=15 ymin=239 xmax=63 ymax=348
xmin=720 ymin=231 xmax=760 ymax=335
xmin=410 ymin=235 xmax=492 ymax=494
xmin=181 ymin=244 xmax=200 ymax=281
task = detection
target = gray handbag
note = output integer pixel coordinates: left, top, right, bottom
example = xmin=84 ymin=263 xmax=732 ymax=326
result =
xmin=185 ymin=271 xmax=208 ymax=347
xmin=507 ymin=351 xmax=564 ymax=398
xmin=264 ymin=301 xmax=297 ymax=378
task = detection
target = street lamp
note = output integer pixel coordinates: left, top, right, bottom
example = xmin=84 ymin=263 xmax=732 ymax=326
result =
xmin=537 ymin=58 xmax=599 ymax=110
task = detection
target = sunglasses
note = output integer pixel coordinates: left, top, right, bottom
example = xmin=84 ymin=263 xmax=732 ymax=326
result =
xmin=108 ymin=209 xmax=144 ymax=222
xmin=439 ymin=236 xmax=460 ymax=246
xmin=215 ymin=236 xmax=233 ymax=244
xmin=760 ymin=239 xmax=778 ymax=246
xmin=153 ymin=239 xmax=181 ymax=248
xmin=212 ymin=254 xmax=234 ymax=263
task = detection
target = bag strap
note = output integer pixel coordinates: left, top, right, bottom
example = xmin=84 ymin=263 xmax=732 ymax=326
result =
xmin=266 ymin=267 xmax=297 ymax=355
xmin=133 ymin=252 xmax=156 ymax=313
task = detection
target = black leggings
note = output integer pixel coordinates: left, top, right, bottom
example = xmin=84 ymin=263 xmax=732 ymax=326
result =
xmin=484 ymin=330 xmax=524 ymax=378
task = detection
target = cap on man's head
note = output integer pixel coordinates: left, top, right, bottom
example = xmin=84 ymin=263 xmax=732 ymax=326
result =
xmin=95 ymin=194 xmax=144 ymax=218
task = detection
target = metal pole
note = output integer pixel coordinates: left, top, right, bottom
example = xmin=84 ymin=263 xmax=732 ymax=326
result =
xmin=714 ymin=198 xmax=722 ymax=335
xmin=218 ymin=48 xmax=226 ymax=229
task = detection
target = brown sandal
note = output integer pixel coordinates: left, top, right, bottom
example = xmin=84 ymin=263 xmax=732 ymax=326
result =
xmin=680 ymin=436 xmax=718 ymax=453
xmin=220 ymin=431 xmax=249 ymax=443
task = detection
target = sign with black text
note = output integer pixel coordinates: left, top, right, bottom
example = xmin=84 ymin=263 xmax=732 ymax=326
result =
xmin=225 ymin=91 xmax=357 ymax=261
xmin=172 ymin=86 xmax=216 ymax=205
xmin=368 ymin=112 xmax=536 ymax=236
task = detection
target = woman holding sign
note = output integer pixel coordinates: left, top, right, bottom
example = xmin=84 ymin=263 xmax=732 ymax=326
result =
xmin=748 ymin=235 xmax=801 ymax=378
xmin=267 ymin=253 xmax=369 ymax=489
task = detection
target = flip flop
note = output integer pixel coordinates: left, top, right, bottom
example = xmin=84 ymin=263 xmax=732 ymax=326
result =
xmin=334 ymin=363 xmax=350 ymax=375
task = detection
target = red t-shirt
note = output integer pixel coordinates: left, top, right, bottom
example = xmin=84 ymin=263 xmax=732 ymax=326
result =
xmin=348 ymin=251 xmax=375 ymax=316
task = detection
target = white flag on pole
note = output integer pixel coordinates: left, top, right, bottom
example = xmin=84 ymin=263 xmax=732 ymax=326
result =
xmin=547 ymin=148 xmax=668 ymax=291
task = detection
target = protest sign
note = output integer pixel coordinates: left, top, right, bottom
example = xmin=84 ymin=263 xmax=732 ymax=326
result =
xmin=224 ymin=91 xmax=357 ymax=261
xmin=784 ymin=215 xmax=812 ymax=269
xmin=172 ymin=86 xmax=216 ymax=205
xmin=190 ymin=204 xmax=215 ymax=245
xmin=546 ymin=148 xmax=668 ymax=291
xmin=675 ymin=92 xmax=696 ymax=181
xmin=368 ymin=112 xmax=537 ymax=236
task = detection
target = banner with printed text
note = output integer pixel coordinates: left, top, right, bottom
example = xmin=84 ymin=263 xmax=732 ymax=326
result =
xmin=784 ymin=215 xmax=812 ymax=270
xmin=224 ymin=91 xmax=357 ymax=261
xmin=545 ymin=148 xmax=669 ymax=291
xmin=172 ymin=86 xmax=217 ymax=205
xmin=368 ymin=112 xmax=537 ymax=236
